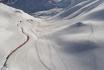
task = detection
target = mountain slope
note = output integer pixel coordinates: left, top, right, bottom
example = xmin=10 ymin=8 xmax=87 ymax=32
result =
xmin=1 ymin=0 xmax=104 ymax=70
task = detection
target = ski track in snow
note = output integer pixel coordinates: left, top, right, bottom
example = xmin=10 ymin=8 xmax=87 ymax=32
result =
xmin=1 ymin=24 xmax=30 ymax=70
xmin=1 ymin=0 xmax=104 ymax=70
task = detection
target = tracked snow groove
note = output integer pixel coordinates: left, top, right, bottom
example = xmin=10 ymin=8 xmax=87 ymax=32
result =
xmin=35 ymin=41 xmax=51 ymax=70
xmin=1 ymin=27 xmax=30 ymax=70
xmin=31 ymin=29 xmax=52 ymax=70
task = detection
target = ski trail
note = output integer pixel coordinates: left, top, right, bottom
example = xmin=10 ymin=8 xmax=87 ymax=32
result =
xmin=87 ymin=21 xmax=97 ymax=70
xmin=1 ymin=27 xmax=30 ymax=70
xmin=51 ymin=42 xmax=69 ymax=70
xmin=31 ymin=29 xmax=51 ymax=70
xmin=66 ymin=0 xmax=101 ymax=19
xmin=47 ymin=41 xmax=57 ymax=70
xmin=35 ymin=41 xmax=51 ymax=70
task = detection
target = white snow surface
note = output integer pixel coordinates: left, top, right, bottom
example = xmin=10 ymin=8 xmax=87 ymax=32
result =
xmin=0 ymin=0 xmax=104 ymax=70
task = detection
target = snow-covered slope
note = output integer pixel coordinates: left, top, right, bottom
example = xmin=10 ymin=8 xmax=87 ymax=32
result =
xmin=32 ymin=8 xmax=63 ymax=19
xmin=1 ymin=0 xmax=104 ymax=70
xmin=0 ymin=3 xmax=47 ymax=70
xmin=52 ymin=0 xmax=103 ymax=19
xmin=2 ymin=0 xmax=61 ymax=13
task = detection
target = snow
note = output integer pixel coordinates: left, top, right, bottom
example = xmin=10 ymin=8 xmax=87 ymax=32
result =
xmin=0 ymin=0 xmax=104 ymax=70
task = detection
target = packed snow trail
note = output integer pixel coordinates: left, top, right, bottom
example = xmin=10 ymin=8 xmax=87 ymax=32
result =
xmin=1 ymin=27 xmax=30 ymax=70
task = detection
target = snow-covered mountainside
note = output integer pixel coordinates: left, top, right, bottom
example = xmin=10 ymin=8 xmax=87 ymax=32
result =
xmin=32 ymin=8 xmax=63 ymax=19
xmin=1 ymin=0 xmax=104 ymax=70
xmin=32 ymin=0 xmax=102 ymax=19
xmin=1 ymin=0 xmax=64 ymax=13
xmin=2 ymin=0 xmax=93 ymax=13
xmin=1 ymin=0 xmax=54 ymax=13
